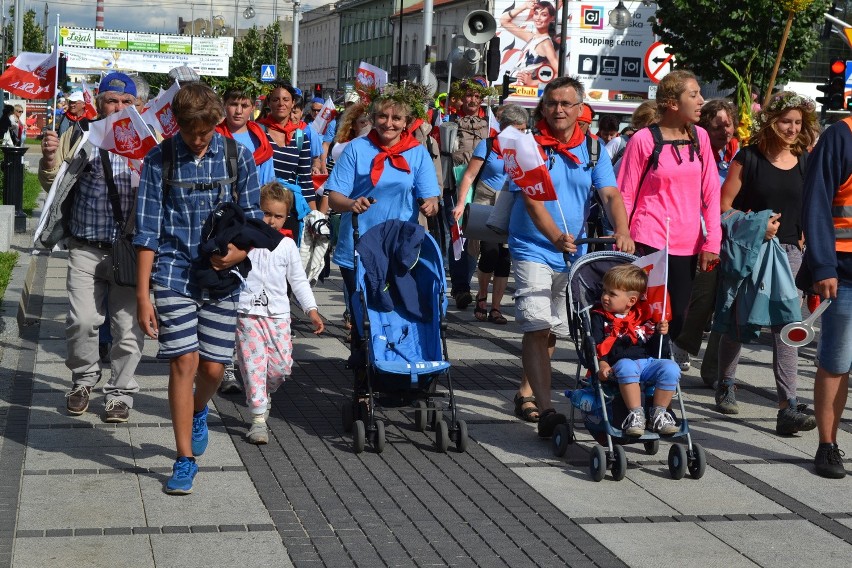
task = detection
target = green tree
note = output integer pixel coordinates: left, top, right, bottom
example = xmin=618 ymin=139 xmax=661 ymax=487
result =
xmin=652 ymin=0 xmax=829 ymax=93
xmin=228 ymin=23 xmax=290 ymax=84
xmin=4 ymin=8 xmax=46 ymax=54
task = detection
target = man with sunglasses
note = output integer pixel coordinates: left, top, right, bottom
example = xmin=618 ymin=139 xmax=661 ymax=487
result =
xmin=508 ymin=76 xmax=633 ymax=438
xmin=37 ymin=72 xmax=144 ymax=424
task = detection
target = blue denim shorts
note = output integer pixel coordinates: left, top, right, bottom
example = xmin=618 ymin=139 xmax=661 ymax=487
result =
xmin=818 ymin=281 xmax=852 ymax=375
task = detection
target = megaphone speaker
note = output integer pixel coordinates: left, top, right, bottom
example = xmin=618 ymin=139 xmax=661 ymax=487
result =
xmin=463 ymin=10 xmax=497 ymax=44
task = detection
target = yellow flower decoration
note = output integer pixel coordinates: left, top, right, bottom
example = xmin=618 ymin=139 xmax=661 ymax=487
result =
xmin=780 ymin=0 xmax=814 ymax=13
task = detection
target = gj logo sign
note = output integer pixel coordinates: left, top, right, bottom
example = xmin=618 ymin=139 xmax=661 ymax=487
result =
xmin=580 ymin=6 xmax=605 ymax=30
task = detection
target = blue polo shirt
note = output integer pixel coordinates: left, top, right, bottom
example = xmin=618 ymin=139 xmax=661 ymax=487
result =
xmin=508 ymin=140 xmax=616 ymax=271
xmin=327 ymin=136 xmax=440 ymax=269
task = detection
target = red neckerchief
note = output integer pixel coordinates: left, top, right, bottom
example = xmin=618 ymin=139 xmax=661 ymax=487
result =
xmin=534 ymin=119 xmax=586 ymax=164
xmin=295 ymin=120 xmax=307 ymax=130
xmin=258 ymin=116 xmax=298 ymax=145
xmin=409 ymin=118 xmax=424 ymax=133
xmin=279 ymin=228 xmax=294 ymax=239
xmin=592 ymin=302 xmax=655 ymax=358
xmin=215 ymin=121 xmax=273 ymax=165
xmin=366 ymin=129 xmax=421 ymax=186
xmin=64 ymin=112 xmax=86 ymax=123
xmin=721 ymin=138 xmax=739 ymax=163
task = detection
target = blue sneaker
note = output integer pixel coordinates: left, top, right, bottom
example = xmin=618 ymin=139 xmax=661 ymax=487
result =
xmin=165 ymin=457 xmax=198 ymax=495
xmin=191 ymin=406 xmax=209 ymax=457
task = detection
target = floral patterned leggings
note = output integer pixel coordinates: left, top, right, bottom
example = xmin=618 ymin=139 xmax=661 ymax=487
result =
xmin=236 ymin=314 xmax=294 ymax=415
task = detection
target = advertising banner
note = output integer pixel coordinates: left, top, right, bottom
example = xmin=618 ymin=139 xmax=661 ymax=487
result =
xmin=95 ymin=30 xmax=128 ymax=50
xmin=59 ymin=27 xmax=233 ymax=57
xmin=62 ymin=46 xmax=229 ymax=76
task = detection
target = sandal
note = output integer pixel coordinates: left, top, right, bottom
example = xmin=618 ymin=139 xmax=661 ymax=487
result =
xmin=474 ymin=296 xmax=488 ymax=322
xmin=488 ymin=309 xmax=508 ymax=325
xmin=514 ymin=394 xmax=540 ymax=423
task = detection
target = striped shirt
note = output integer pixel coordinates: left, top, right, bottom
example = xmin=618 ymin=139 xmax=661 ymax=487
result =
xmin=269 ymin=134 xmax=314 ymax=203
xmin=70 ymin=149 xmax=135 ymax=242
xmin=134 ymin=133 xmax=262 ymax=299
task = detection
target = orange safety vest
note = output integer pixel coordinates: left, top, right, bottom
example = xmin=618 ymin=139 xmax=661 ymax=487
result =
xmin=835 ymin=119 xmax=852 ymax=252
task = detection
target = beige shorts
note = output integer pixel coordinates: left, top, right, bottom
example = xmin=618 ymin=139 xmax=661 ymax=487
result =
xmin=512 ymin=260 xmax=571 ymax=337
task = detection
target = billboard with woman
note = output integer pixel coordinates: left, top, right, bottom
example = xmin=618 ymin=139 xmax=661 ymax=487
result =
xmin=495 ymin=0 xmax=563 ymax=90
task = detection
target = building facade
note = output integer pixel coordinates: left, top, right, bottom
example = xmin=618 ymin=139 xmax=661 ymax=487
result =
xmin=297 ymin=5 xmax=341 ymax=93
xmin=336 ymin=0 xmax=396 ymax=89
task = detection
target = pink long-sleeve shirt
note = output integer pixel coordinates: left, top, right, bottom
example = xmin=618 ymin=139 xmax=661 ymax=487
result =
xmin=616 ymin=125 xmax=721 ymax=255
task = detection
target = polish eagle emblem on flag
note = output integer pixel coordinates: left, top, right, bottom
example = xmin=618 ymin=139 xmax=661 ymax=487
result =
xmin=113 ymin=118 xmax=143 ymax=154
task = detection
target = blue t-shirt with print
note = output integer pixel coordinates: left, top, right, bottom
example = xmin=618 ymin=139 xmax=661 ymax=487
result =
xmin=327 ymin=136 xmax=440 ymax=269
xmin=508 ymin=138 xmax=617 ymax=271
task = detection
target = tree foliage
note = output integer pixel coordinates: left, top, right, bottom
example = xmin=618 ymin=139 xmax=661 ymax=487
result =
xmin=4 ymin=8 xmax=47 ymax=54
xmin=653 ymin=0 xmax=830 ymax=92
xmin=227 ymin=23 xmax=291 ymax=84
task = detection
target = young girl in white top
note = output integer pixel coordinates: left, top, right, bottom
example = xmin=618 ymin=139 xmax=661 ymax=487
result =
xmin=236 ymin=181 xmax=325 ymax=444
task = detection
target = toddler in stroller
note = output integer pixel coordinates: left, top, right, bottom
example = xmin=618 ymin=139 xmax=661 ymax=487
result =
xmin=591 ymin=264 xmax=680 ymax=437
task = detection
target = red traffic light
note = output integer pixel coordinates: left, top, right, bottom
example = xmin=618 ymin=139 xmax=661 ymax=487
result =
xmin=830 ymin=58 xmax=846 ymax=76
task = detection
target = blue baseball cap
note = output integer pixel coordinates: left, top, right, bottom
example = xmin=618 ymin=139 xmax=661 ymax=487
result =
xmin=98 ymin=72 xmax=137 ymax=97
xmin=293 ymin=87 xmax=303 ymax=97
xmin=311 ymin=96 xmax=324 ymax=105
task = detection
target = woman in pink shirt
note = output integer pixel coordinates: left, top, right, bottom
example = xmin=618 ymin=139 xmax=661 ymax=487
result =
xmin=616 ymin=70 xmax=721 ymax=346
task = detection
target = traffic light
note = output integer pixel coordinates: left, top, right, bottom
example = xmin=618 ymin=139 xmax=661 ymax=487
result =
xmin=816 ymin=57 xmax=846 ymax=111
xmin=313 ymin=83 xmax=323 ymax=98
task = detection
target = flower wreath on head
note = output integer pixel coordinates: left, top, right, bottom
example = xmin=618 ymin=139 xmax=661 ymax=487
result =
xmin=450 ymin=76 xmax=498 ymax=100
xmin=370 ymin=82 xmax=431 ymax=121
xmin=752 ymin=91 xmax=816 ymax=131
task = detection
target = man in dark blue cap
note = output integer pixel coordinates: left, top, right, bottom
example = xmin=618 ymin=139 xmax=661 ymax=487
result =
xmin=36 ymin=71 xmax=144 ymax=424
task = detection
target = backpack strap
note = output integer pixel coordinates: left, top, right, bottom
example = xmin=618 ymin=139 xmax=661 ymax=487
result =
xmin=585 ymin=133 xmax=599 ymax=169
xmin=162 ymin=136 xmax=239 ymax=203
xmin=100 ymin=149 xmax=128 ymax=234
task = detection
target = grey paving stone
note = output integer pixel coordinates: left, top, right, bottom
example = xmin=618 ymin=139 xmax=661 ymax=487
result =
xmin=738 ymin=463 xmax=852 ymax=515
xmin=12 ymin=535 xmax=155 ymax=568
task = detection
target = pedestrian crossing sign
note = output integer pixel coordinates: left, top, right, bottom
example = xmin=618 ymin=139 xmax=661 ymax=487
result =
xmin=260 ymin=64 xmax=276 ymax=82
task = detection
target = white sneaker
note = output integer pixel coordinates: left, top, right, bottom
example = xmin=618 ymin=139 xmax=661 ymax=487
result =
xmin=621 ymin=409 xmax=645 ymax=437
xmin=219 ymin=369 xmax=243 ymax=394
xmin=650 ymin=409 xmax=678 ymax=436
xmin=671 ymin=343 xmax=691 ymax=372
xmin=246 ymin=421 xmax=268 ymax=444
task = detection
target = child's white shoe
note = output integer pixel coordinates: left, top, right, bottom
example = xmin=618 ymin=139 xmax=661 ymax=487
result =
xmin=246 ymin=420 xmax=268 ymax=444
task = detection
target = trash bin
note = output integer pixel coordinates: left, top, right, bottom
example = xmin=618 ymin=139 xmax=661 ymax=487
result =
xmin=1 ymin=145 xmax=28 ymax=233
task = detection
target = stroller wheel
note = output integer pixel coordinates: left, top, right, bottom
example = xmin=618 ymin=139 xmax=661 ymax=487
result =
xmin=357 ymin=400 xmax=370 ymax=422
xmin=374 ymin=420 xmax=386 ymax=454
xmin=435 ymin=419 xmax=449 ymax=453
xmin=668 ymin=443 xmax=687 ymax=480
xmin=353 ymin=420 xmax=366 ymax=454
xmin=455 ymin=420 xmax=468 ymax=453
xmin=429 ymin=404 xmax=442 ymax=431
xmin=414 ymin=401 xmax=428 ymax=432
xmin=342 ymin=403 xmax=354 ymax=433
xmin=552 ymin=424 xmax=571 ymax=457
xmin=611 ymin=444 xmax=627 ymax=481
xmin=688 ymin=442 xmax=707 ymax=479
xmin=643 ymin=439 xmax=660 ymax=456
xmin=589 ymin=445 xmax=607 ymax=482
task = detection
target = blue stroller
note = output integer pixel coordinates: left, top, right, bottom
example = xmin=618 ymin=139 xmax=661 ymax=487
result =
xmin=551 ymin=239 xmax=706 ymax=481
xmin=341 ymin=217 xmax=468 ymax=454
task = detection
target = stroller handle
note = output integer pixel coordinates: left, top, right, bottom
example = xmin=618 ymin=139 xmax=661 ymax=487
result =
xmin=351 ymin=197 xmax=377 ymax=239
xmin=563 ymin=236 xmax=617 ymax=264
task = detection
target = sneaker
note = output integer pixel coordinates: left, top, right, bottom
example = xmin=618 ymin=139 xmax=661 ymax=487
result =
xmin=621 ymin=409 xmax=645 ymax=437
xmin=246 ymin=421 xmax=269 ymax=445
xmin=715 ymin=381 xmax=739 ymax=414
xmin=191 ymin=407 xmax=209 ymax=457
xmin=454 ymin=291 xmax=473 ymax=310
xmin=219 ymin=369 xmax=242 ymax=394
xmin=537 ymin=409 xmax=567 ymax=438
xmin=165 ymin=457 xmax=199 ymax=495
xmin=814 ymin=444 xmax=846 ymax=479
xmin=671 ymin=343 xmax=691 ymax=372
xmin=103 ymin=399 xmax=130 ymax=423
xmin=776 ymin=399 xmax=817 ymax=435
xmin=66 ymin=385 xmax=92 ymax=415
xmin=650 ymin=408 xmax=678 ymax=436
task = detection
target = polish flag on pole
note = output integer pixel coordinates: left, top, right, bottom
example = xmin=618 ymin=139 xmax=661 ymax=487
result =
xmin=141 ymin=81 xmax=180 ymax=138
xmin=88 ymin=105 xmax=157 ymax=161
xmin=450 ymin=217 xmax=465 ymax=261
xmin=355 ymin=61 xmax=388 ymax=101
xmin=487 ymin=106 xmax=500 ymax=137
xmin=80 ymin=80 xmax=98 ymax=120
xmin=310 ymin=98 xmax=337 ymax=136
xmin=632 ymin=246 xmax=672 ymax=324
xmin=0 ymin=50 xmax=58 ymax=99
xmin=497 ymin=126 xmax=557 ymax=201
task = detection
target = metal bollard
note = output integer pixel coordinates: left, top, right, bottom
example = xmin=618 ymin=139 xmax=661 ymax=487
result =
xmin=1 ymin=146 xmax=29 ymax=233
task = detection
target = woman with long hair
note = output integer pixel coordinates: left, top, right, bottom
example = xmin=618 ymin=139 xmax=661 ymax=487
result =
xmin=714 ymin=91 xmax=820 ymax=434
xmin=616 ymin=70 xmax=722 ymax=363
xmin=500 ymin=1 xmax=559 ymax=87
xmin=331 ymin=102 xmax=371 ymax=161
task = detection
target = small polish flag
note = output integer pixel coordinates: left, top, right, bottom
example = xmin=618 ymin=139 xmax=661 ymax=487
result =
xmin=80 ymin=80 xmax=98 ymax=120
xmin=88 ymin=105 xmax=157 ymax=161
xmin=0 ymin=50 xmax=58 ymax=99
xmin=632 ymin=247 xmax=673 ymax=323
xmin=487 ymin=106 xmax=500 ymax=137
xmin=498 ymin=126 xmax=557 ymax=201
xmin=141 ymin=81 xmax=181 ymax=138
xmin=310 ymin=98 xmax=337 ymax=136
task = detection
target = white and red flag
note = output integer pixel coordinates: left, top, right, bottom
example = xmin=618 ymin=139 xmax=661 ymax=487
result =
xmin=0 ymin=50 xmax=58 ymax=99
xmin=310 ymin=98 xmax=337 ymax=136
xmin=497 ymin=126 xmax=557 ymax=201
xmin=80 ymin=80 xmax=98 ymax=120
xmin=141 ymin=81 xmax=180 ymax=138
xmin=88 ymin=105 xmax=157 ymax=161
xmin=450 ymin=219 xmax=465 ymax=261
xmin=632 ymin=246 xmax=672 ymax=324
xmin=355 ymin=61 xmax=388 ymax=101
xmin=487 ymin=106 xmax=500 ymax=137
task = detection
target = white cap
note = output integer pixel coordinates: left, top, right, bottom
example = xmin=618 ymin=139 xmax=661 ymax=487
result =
xmin=67 ymin=91 xmax=84 ymax=102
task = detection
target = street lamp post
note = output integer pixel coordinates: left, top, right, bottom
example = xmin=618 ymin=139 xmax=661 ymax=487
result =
xmin=292 ymin=1 xmax=300 ymax=86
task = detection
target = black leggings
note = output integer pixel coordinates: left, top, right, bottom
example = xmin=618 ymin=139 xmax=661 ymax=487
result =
xmin=478 ymin=241 xmax=511 ymax=277
xmin=634 ymin=243 xmax=698 ymax=342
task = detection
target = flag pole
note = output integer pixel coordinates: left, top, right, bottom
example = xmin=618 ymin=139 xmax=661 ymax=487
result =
xmin=659 ymin=217 xmax=670 ymax=359
xmin=51 ymin=14 xmax=60 ymax=131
